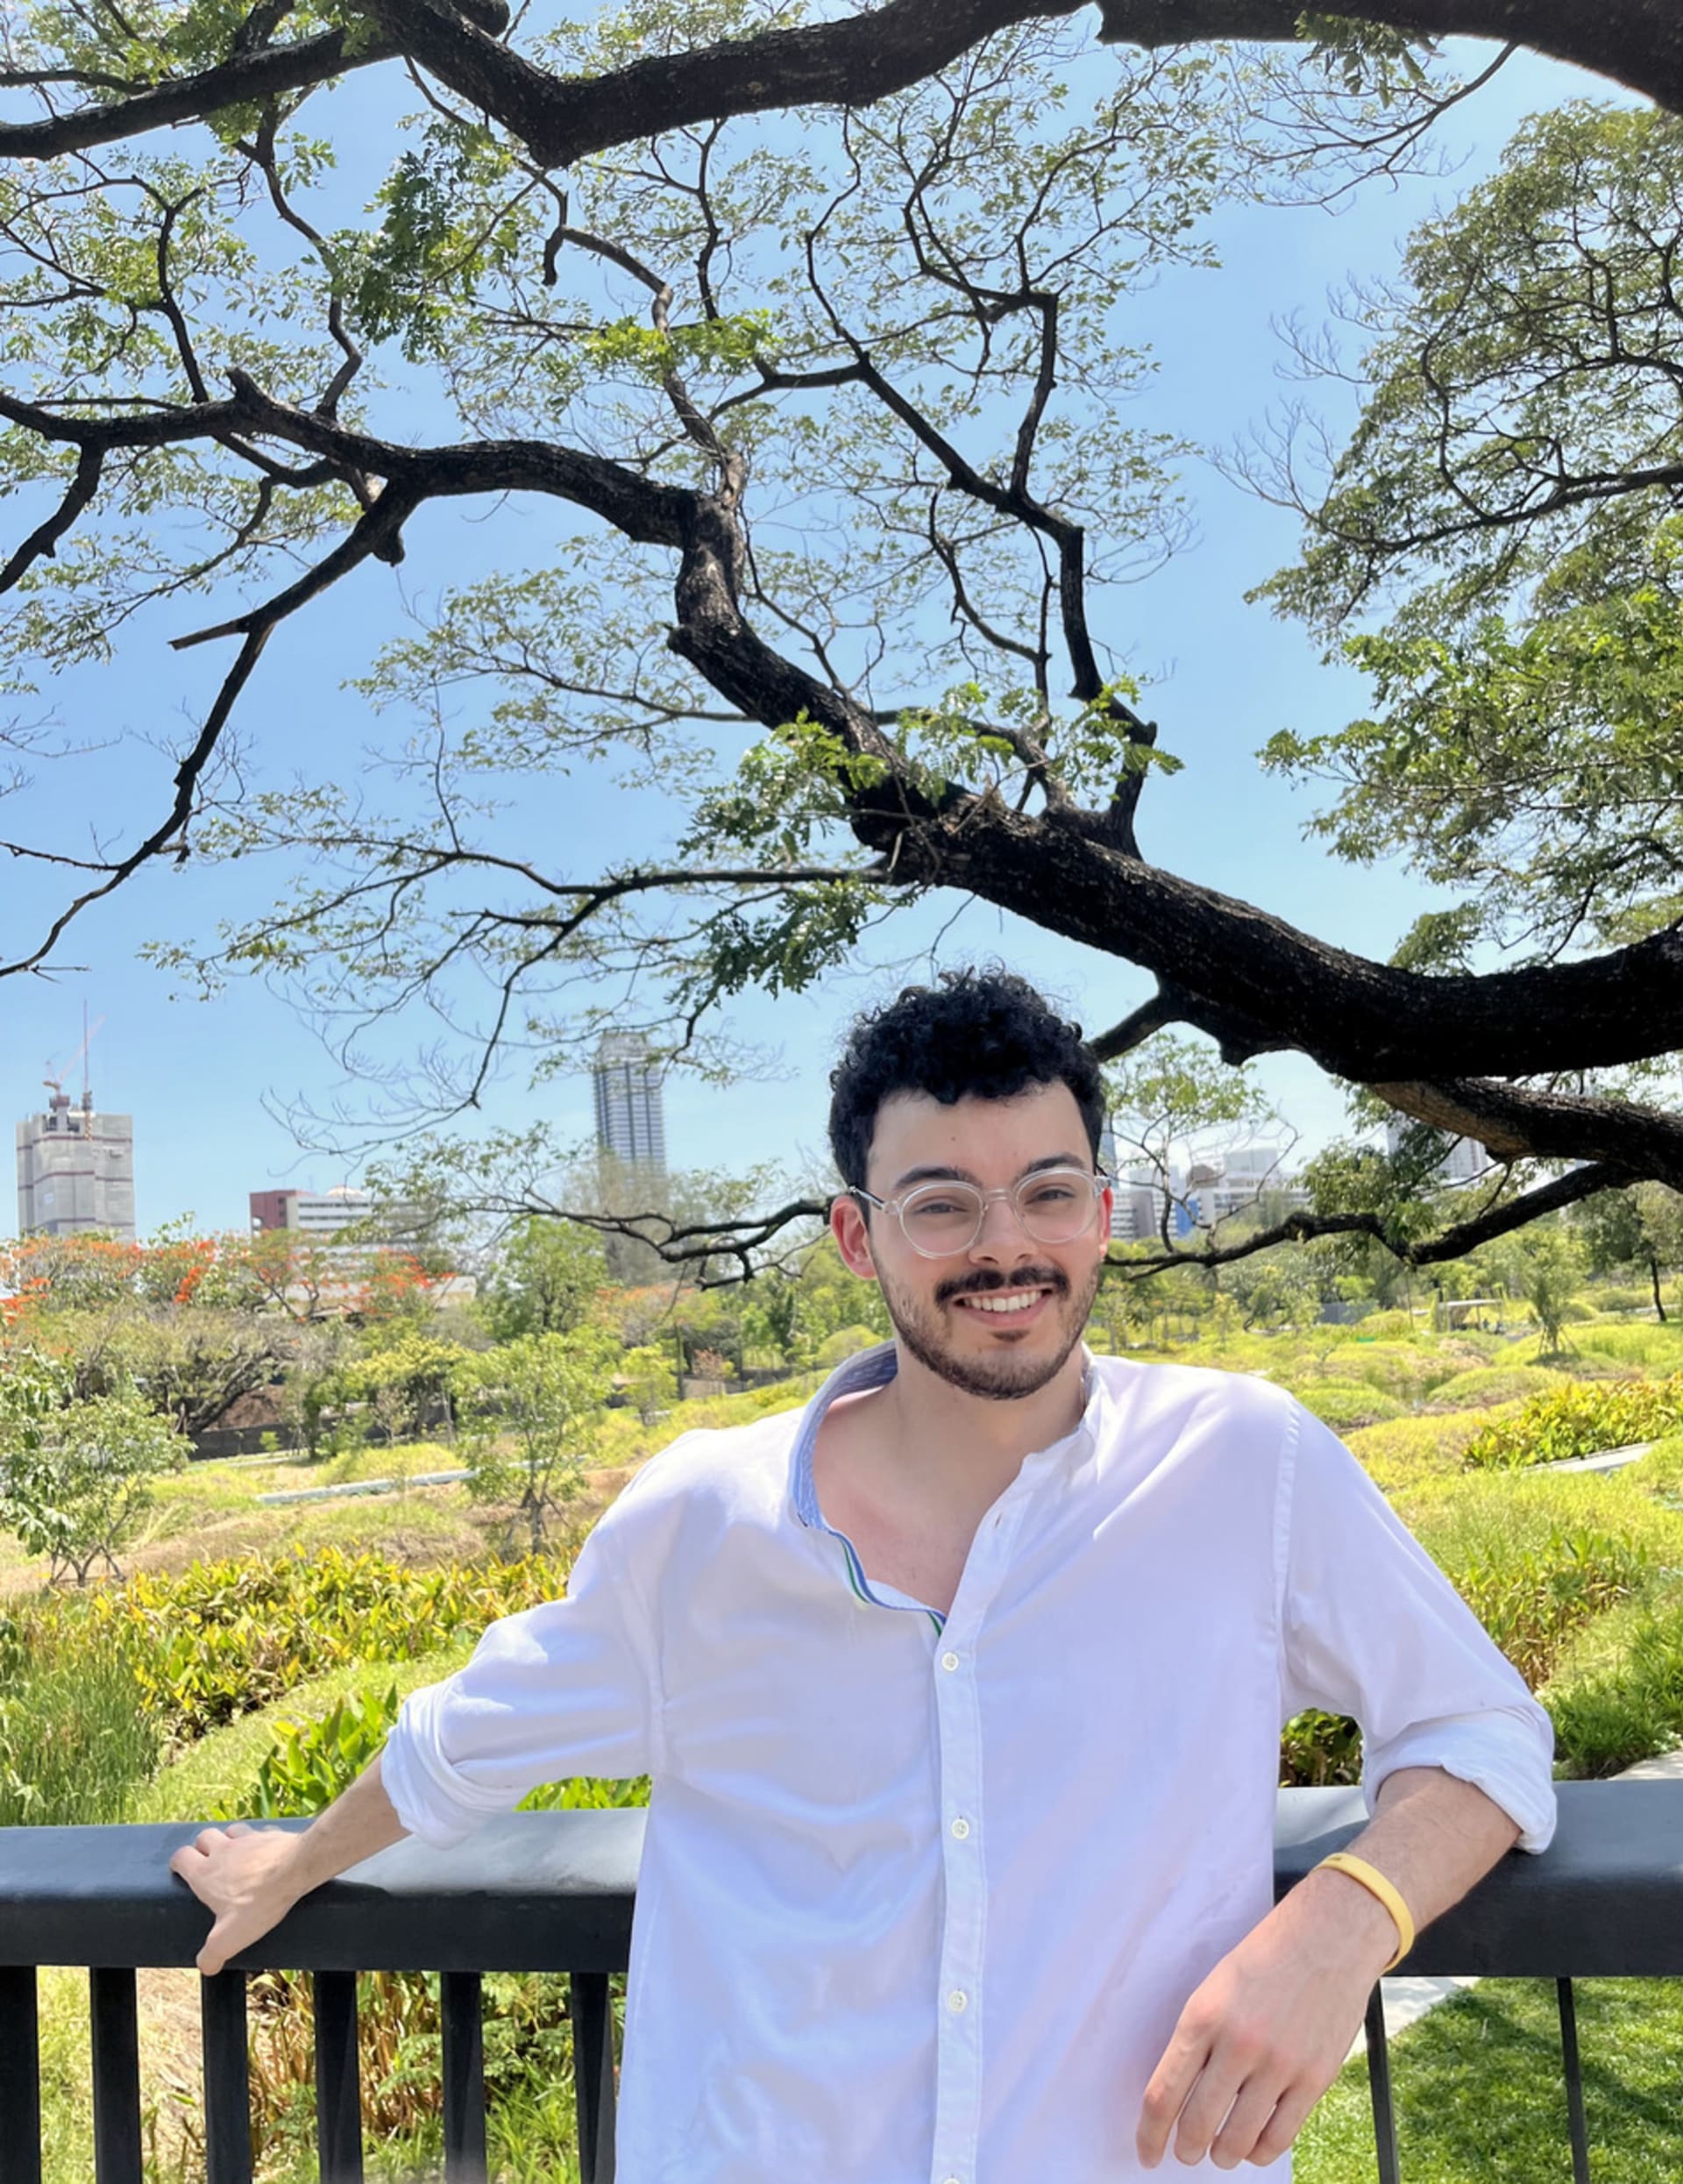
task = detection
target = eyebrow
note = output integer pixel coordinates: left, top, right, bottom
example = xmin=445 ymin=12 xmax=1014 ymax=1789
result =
xmin=888 ymin=1152 xmax=1090 ymax=1192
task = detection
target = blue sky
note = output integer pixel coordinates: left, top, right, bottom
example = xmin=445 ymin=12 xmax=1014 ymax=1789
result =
xmin=0 ymin=32 xmax=1605 ymax=1237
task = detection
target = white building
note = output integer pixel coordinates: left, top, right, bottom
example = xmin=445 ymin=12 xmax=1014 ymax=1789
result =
xmin=16 ymin=1093 xmax=136 ymax=1240
xmin=249 ymin=1185 xmax=379 ymax=1234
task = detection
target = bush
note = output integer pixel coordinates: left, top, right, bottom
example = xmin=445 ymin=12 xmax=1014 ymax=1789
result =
xmin=1567 ymin=1321 xmax=1683 ymax=1370
xmin=1547 ymin=1607 xmax=1683 ymax=1777
xmin=1427 ymin=1365 xmax=1562 ymax=1411
xmin=0 ymin=1610 xmax=159 ymax=1825
xmin=1279 ymin=1709 xmax=1361 ymax=1789
xmin=1345 ymin=1408 xmax=1523 ymax=1493
xmin=1462 ymin=1377 xmax=1683 ymax=1470
xmin=1590 ymin=1284 xmax=1659 ymax=1317
xmin=1402 ymin=1471 xmax=1680 ymax=1688
xmin=85 ymin=1545 xmax=582 ymax=1743
xmin=1294 ymin=1383 xmax=1405 ymax=1432
xmin=814 ymin=1324 xmax=882 ymax=1369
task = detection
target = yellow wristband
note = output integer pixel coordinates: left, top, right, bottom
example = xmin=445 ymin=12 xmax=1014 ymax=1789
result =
xmin=1316 ymin=1852 xmax=1415 ymax=1972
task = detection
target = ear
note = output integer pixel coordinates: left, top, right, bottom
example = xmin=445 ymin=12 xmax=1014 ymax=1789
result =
xmin=831 ymin=1192 xmax=879 ymax=1281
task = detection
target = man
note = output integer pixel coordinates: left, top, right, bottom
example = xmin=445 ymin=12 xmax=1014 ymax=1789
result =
xmin=173 ymin=969 xmax=1555 ymax=2180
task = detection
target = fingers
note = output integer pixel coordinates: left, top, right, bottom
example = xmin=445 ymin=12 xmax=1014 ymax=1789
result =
xmin=1244 ymin=2080 xmax=1317 ymax=2167
xmin=1136 ymin=2022 xmax=1209 ymax=2168
xmin=1208 ymin=2075 xmax=1285 ymax=2171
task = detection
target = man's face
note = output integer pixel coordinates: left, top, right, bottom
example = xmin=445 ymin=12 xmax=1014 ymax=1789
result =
xmin=832 ymin=1082 xmax=1111 ymax=1402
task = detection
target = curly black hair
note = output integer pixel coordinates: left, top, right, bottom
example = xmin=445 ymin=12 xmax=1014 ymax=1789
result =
xmin=827 ymin=966 xmax=1105 ymax=1189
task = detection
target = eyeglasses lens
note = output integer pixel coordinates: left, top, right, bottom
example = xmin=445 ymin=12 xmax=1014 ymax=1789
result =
xmin=898 ymin=1170 xmax=1095 ymax=1254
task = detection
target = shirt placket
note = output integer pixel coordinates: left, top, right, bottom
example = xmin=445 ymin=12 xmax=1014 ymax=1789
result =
xmin=926 ymin=1480 xmax=1034 ymax=2184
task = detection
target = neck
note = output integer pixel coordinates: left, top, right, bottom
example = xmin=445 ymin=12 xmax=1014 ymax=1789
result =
xmin=873 ymin=1339 xmax=1090 ymax=1501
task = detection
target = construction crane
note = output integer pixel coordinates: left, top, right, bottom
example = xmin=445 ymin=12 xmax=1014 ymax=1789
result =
xmin=43 ymin=1007 xmax=105 ymax=1110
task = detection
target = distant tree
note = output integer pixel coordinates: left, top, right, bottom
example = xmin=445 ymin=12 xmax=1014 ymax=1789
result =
xmin=480 ymin=1216 xmax=608 ymax=1341
xmin=1516 ymin=1227 xmax=1587 ymax=1355
xmin=0 ymin=1371 xmax=184 ymax=1585
xmin=457 ymin=1328 xmax=621 ymax=1554
xmin=1581 ymin=1184 xmax=1683 ymax=1320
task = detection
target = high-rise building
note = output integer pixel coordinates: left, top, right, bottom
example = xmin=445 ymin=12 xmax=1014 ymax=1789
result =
xmin=249 ymin=1185 xmax=378 ymax=1234
xmin=593 ymin=1033 xmax=667 ymax=1170
xmin=16 ymin=1091 xmax=136 ymax=1240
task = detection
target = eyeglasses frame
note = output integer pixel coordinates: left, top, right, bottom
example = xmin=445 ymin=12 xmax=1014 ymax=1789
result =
xmin=849 ymin=1165 xmax=1112 ymax=1259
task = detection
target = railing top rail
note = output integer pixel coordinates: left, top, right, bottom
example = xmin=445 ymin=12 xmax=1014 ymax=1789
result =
xmin=3 ymin=1782 xmax=1681 ymax=1975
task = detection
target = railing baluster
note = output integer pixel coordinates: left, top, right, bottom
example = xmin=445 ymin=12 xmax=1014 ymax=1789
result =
xmin=1557 ymin=1977 xmax=1592 ymax=2184
xmin=89 ymin=1967 xmax=143 ymax=2184
xmin=571 ymin=1972 xmax=617 ymax=2184
xmin=201 ymin=1971 xmax=253 ymax=2184
xmin=313 ymin=1972 xmax=364 ymax=2184
xmin=440 ymin=1971 xmax=488 ymax=2184
xmin=0 ymin=1967 xmax=42 ymax=2184
xmin=1363 ymin=1985 xmax=1401 ymax=2184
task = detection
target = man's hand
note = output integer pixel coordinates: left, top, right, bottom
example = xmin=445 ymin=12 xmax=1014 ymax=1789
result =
xmin=168 ymin=1754 xmax=410 ymax=1976
xmin=168 ymin=1822 xmax=309 ymax=1977
xmin=1135 ymin=1866 xmax=1397 ymax=2170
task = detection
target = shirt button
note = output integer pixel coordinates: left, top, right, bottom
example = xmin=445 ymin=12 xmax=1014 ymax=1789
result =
xmin=948 ymin=1988 xmax=969 ymax=2013
xmin=941 ymin=1651 xmax=961 ymax=1672
xmin=950 ymin=1817 xmax=971 ymax=1839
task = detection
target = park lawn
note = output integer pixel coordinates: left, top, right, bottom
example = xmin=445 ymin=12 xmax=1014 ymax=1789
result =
xmin=1296 ymin=1977 xmax=1683 ymax=2184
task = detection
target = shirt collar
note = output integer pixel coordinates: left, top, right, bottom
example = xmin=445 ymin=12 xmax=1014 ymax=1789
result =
xmin=790 ymin=1339 xmax=1108 ymax=1530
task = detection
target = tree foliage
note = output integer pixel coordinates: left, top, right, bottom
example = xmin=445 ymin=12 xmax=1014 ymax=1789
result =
xmin=0 ymin=0 xmax=1679 ymax=1278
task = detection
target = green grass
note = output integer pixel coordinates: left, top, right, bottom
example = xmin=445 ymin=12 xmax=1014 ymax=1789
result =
xmin=1296 ymin=1979 xmax=1683 ymax=2183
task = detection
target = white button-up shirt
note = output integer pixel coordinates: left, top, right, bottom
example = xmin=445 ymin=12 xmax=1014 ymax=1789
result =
xmin=382 ymin=1345 xmax=1555 ymax=2183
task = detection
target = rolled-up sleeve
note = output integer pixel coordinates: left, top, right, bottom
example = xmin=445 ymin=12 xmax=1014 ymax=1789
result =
xmin=1278 ymin=1401 xmax=1557 ymax=1853
xmin=382 ymin=1515 xmax=662 ymax=1847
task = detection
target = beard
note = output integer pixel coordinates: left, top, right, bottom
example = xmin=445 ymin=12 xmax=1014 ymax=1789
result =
xmin=875 ymin=1255 xmax=1104 ymax=1402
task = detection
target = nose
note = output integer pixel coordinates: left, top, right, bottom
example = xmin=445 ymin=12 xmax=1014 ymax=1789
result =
xmin=967 ymin=1190 xmax=1034 ymax=1263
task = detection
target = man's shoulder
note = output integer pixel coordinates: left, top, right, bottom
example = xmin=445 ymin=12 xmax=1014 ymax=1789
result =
xmin=603 ymin=1398 xmax=806 ymax=1527
xmin=1091 ymin=1350 xmax=1299 ymax=1426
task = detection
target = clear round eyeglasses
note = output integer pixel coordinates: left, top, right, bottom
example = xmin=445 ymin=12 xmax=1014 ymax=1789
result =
xmin=850 ymin=1166 xmax=1110 ymax=1259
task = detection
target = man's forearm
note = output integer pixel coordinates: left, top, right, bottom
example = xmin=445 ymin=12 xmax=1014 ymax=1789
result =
xmin=288 ymin=1754 xmax=410 ymax=1890
xmin=1301 ymin=1763 xmax=1523 ymax=1949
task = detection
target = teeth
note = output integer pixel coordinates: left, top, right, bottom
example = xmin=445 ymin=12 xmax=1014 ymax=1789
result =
xmin=961 ymin=1291 xmax=1041 ymax=1314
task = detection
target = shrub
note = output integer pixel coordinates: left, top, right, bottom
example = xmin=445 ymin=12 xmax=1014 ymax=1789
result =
xmin=0 ymin=1610 xmax=159 ymax=1825
xmin=1345 ymin=1408 xmax=1522 ymax=1493
xmin=1427 ymin=1365 xmax=1561 ymax=1412
xmin=85 ymin=1545 xmax=582 ymax=1744
xmin=814 ymin=1325 xmax=882 ymax=1368
xmin=1402 ymin=1471 xmax=1679 ymax=1688
xmin=1591 ymin=1284 xmax=1659 ymax=1317
xmin=1293 ymin=1383 xmax=1405 ymax=1432
xmin=1462 ymin=1377 xmax=1683 ymax=1471
xmin=1567 ymin=1321 xmax=1683 ymax=1370
xmin=1279 ymin=1709 xmax=1361 ymax=1789
xmin=1547 ymin=1608 xmax=1683 ymax=1777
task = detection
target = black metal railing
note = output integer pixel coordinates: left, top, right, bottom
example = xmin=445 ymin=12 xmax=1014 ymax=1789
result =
xmin=1 ymin=1782 xmax=1679 ymax=2183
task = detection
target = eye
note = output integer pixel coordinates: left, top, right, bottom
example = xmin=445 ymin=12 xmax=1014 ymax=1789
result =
xmin=1023 ymin=1179 xmax=1081 ymax=1208
xmin=908 ymin=1193 xmax=969 ymax=1218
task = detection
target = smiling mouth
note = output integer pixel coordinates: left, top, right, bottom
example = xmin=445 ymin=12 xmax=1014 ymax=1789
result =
xmin=949 ymin=1285 xmax=1054 ymax=1320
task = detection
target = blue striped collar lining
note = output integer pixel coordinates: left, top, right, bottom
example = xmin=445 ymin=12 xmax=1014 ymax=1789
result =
xmin=789 ymin=1341 xmax=1104 ymax=1632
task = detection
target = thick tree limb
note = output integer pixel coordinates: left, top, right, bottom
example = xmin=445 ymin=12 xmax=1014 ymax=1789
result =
xmin=1 ymin=0 xmax=1674 ymax=178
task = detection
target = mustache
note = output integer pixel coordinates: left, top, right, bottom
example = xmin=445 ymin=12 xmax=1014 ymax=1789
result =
xmin=936 ymin=1266 xmax=1069 ymax=1305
